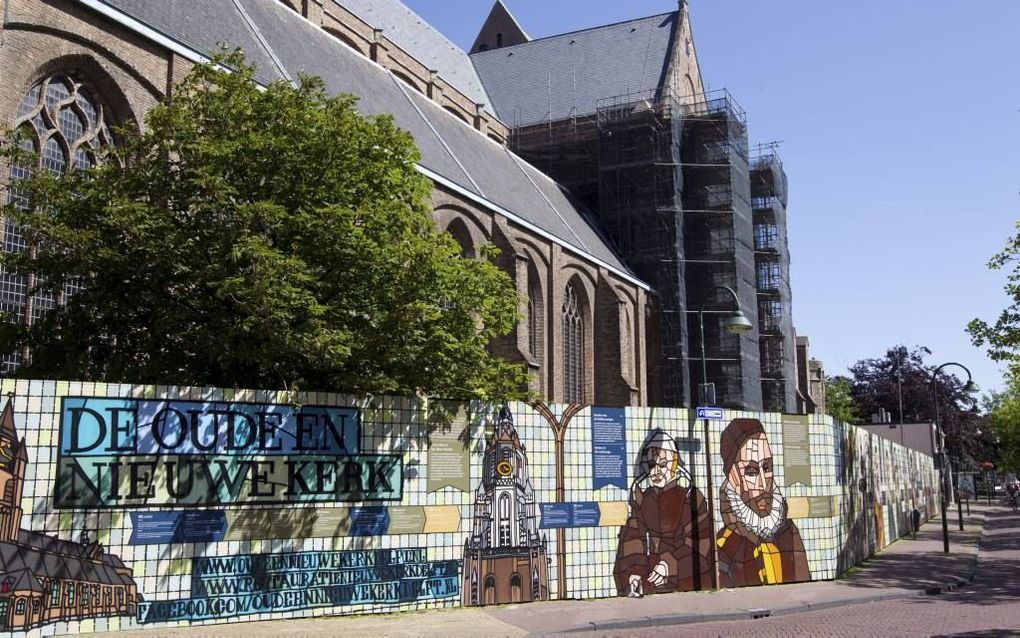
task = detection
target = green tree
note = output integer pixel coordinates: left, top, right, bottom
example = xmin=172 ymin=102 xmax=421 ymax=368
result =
xmin=825 ymin=375 xmax=859 ymax=424
xmin=985 ymin=368 xmax=1020 ymax=473
xmin=0 ymin=52 xmax=526 ymax=399
xmin=847 ymin=345 xmax=991 ymax=467
xmin=969 ymin=221 xmax=1020 ymax=362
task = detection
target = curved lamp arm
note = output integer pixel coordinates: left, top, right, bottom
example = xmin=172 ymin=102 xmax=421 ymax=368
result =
xmin=696 ymin=285 xmax=752 ymax=406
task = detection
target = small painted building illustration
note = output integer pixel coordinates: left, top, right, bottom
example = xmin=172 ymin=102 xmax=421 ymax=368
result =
xmin=0 ymin=400 xmax=139 ymax=631
xmin=462 ymin=405 xmax=549 ymax=606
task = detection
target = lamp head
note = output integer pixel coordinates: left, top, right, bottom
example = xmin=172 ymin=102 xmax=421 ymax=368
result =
xmin=725 ymin=309 xmax=754 ymax=335
xmin=963 ymin=379 xmax=979 ymax=394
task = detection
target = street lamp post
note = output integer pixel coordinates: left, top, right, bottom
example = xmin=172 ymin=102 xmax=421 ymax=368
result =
xmin=697 ymin=285 xmax=754 ymax=407
xmin=893 ymin=347 xmax=906 ymax=445
xmin=696 ymin=284 xmax=753 ymax=590
xmin=930 ymin=362 xmax=978 ymax=553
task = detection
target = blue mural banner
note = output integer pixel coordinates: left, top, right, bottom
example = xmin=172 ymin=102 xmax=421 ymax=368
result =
xmin=571 ymin=502 xmax=601 ymax=527
xmin=137 ymin=548 xmax=459 ymax=623
xmin=55 ymin=397 xmax=403 ymax=508
xmin=60 ymin=397 xmax=360 ymax=457
xmin=539 ymin=501 xmax=601 ymax=528
xmin=591 ymin=407 xmax=627 ymax=490
xmin=129 ymin=511 xmax=227 ymax=545
xmin=349 ymin=506 xmax=390 ymax=536
xmin=56 ymin=454 xmax=403 ymax=508
xmin=538 ymin=503 xmax=572 ymax=529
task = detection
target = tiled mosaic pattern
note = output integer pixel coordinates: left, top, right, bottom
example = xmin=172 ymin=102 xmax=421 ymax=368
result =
xmin=0 ymin=380 xmax=939 ymax=636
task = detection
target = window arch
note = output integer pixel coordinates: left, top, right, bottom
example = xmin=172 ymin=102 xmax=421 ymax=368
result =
xmin=526 ymin=260 xmax=543 ymax=363
xmin=497 ymin=492 xmax=512 ymax=546
xmin=323 ymin=27 xmax=365 ymax=56
xmin=562 ymin=283 xmax=585 ymax=404
xmin=443 ymin=105 xmax=470 ymax=124
xmin=509 ymin=573 xmax=522 ymax=603
xmin=2 ymin=74 xmax=116 ymax=373
xmin=391 ymin=70 xmax=422 ymax=94
xmin=445 ymin=218 xmax=476 ymax=258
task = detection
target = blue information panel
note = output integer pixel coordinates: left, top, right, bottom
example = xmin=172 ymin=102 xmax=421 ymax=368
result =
xmin=571 ymin=502 xmax=601 ymax=527
xmin=130 ymin=511 xmax=226 ymax=545
xmin=349 ymin=506 xmax=390 ymax=536
xmin=539 ymin=502 xmax=601 ymax=529
xmin=591 ymin=407 xmax=627 ymax=490
xmin=538 ymin=503 xmax=572 ymax=529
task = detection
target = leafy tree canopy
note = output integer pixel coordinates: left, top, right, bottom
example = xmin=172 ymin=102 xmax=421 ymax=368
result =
xmin=0 ymin=52 xmax=526 ymax=399
xmin=969 ymin=224 xmax=1020 ymax=363
xmin=983 ymin=367 xmax=1020 ymax=473
xmin=824 ymin=375 xmax=858 ymax=424
xmin=847 ymin=345 xmax=992 ymax=468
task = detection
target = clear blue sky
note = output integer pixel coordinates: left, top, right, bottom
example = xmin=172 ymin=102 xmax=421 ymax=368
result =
xmin=404 ymin=0 xmax=1020 ymax=393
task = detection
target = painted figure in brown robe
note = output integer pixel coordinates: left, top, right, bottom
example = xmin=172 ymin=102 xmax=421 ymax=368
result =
xmin=716 ymin=419 xmax=811 ymax=587
xmin=613 ymin=432 xmax=713 ymax=596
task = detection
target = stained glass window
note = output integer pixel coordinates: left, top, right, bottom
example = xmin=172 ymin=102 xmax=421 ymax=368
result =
xmin=562 ymin=284 xmax=584 ymax=404
xmin=2 ymin=74 xmax=115 ymax=373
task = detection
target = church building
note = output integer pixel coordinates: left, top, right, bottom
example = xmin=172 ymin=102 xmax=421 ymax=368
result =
xmin=0 ymin=0 xmax=815 ymax=411
xmin=0 ymin=400 xmax=138 ymax=631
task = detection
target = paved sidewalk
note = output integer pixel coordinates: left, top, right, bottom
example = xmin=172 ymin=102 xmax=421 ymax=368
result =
xmin=103 ymin=505 xmax=988 ymax=637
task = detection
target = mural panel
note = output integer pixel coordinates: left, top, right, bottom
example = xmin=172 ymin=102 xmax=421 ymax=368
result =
xmin=716 ymin=419 xmax=809 ymax=587
xmin=0 ymin=379 xmax=940 ymax=636
xmin=613 ymin=431 xmax=711 ymax=596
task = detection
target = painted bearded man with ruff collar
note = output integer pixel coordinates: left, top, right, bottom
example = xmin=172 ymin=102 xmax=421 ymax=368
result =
xmin=716 ymin=419 xmax=811 ymax=587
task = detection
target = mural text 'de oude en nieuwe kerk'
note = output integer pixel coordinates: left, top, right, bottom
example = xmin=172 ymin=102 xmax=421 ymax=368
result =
xmin=0 ymin=382 xmax=938 ymax=634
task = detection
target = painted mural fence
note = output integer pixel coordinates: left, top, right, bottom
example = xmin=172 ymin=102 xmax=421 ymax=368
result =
xmin=0 ymin=379 xmax=938 ymax=635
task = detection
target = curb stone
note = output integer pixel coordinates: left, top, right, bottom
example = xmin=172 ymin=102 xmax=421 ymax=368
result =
xmin=923 ymin=516 xmax=986 ymax=596
xmin=556 ymin=593 xmax=919 ymax=634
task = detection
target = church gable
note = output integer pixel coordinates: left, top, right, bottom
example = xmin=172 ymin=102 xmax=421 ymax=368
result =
xmin=470 ymin=11 xmax=678 ymax=127
xmin=470 ymin=1 xmax=530 ymax=54
xmin=663 ymin=0 xmax=707 ymax=103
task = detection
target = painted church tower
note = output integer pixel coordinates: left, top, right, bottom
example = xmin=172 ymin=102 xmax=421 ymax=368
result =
xmin=462 ymin=405 xmax=549 ymax=606
xmin=0 ymin=400 xmax=26 ymax=543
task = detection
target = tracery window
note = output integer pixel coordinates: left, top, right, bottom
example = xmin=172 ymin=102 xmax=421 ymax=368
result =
xmin=2 ymin=74 xmax=114 ymax=373
xmin=562 ymin=284 xmax=584 ymax=404
xmin=527 ymin=265 xmax=542 ymax=362
xmin=497 ymin=493 xmax=512 ymax=547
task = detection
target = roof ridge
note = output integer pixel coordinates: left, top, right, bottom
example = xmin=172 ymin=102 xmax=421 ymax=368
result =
xmin=470 ymin=10 xmax=676 ymax=56
xmin=331 ymin=0 xmax=492 ymax=108
xmin=335 ymin=0 xmax=468 ymax=62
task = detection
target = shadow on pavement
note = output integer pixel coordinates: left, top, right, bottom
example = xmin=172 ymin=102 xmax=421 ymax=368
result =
xmin=835 ymin=520 xmax=979 ymax=591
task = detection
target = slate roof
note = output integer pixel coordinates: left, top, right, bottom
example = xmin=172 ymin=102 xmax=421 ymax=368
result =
xmin=84 ymin=0 xmax=640 ymax=281
xmin=471 ymin=12 xmax=678 ymax=127
xmin=0 ymin=531 xmax=135 ymax=592
xmin=89 ymin=0 xmax=286 ymax=86
xmin=330 ymin=0 xmax=492 ymax=110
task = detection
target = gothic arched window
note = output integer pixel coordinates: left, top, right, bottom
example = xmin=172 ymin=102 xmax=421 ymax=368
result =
xmin=497 ymin=493 xmax=511 ymax=547
xmin=562 ymin=284 xmax=584 ymax=404
xmin=526 ymin=262 xmax=543 ymax=362
xmin=3 ymin=74 xmax=116 ymax=373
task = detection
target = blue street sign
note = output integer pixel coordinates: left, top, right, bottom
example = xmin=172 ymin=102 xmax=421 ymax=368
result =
xmin=696 ymin=407 xmax=724 ymax=420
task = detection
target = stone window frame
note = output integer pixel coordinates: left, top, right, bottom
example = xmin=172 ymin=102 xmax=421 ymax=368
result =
xmin=3 ymin=72 xmax=119 ymax=373
xmin=562 ymin=283 xmax=585 ymax=404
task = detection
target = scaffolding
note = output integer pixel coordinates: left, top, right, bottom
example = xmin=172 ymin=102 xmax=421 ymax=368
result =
xmin=677 ymin=91 xmax=761 ymax=409
xmin=507 ymin=88 xmax=766 ymax=410
xmin=751 ymin=142 xmax=796 ymax=412
xmin=596 ymin=90 xmax=690 ymax=406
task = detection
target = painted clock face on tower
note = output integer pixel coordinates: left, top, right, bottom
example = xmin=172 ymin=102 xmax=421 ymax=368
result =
xmin=496 ymin=460 xmax=513 ymax=476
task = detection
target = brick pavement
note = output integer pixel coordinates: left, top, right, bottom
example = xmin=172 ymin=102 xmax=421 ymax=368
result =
xmin=99 ymin=505 xmax=994 ymax=637
xmin=611 ymin=504 xmax=1020 ymax=637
